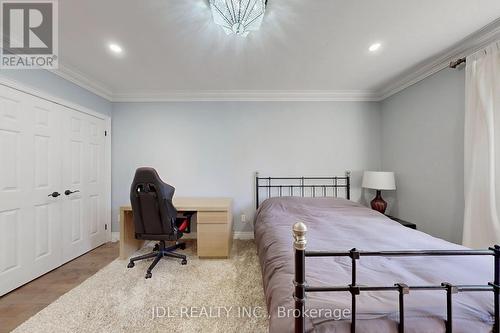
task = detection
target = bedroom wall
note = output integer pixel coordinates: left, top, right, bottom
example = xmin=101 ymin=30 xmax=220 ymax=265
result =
xmin=381 ymin=68 xmax=465 ymax=244
xmin=2 ymin=68 xmax=466 ymax=243
xmin=111 ymin=101 xmax=382 ymax=233
xmin=0 ymin=70 xmax=112 ymax=116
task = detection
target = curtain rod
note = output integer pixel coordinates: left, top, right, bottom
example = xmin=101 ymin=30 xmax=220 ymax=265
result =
xmin=449 ymin=57 xmax=466 ymax=69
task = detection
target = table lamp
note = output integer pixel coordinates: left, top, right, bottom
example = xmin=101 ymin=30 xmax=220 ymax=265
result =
xmin=362 ymin=171 xmax=396 ymax=214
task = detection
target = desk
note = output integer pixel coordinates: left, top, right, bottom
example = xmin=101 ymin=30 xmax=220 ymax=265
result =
xmin=119 ymin=198 xmax=232 ymax=259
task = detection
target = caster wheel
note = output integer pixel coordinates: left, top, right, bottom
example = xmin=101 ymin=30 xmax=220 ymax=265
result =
xmin=153 ymin=244 xmax=159 ymax=251
xmin=127 ymin=262 xmax=135 ymax=268
xmin=181 ymin=259 xmax=187 ymax=265
xmin=145 ymin=272 xmax=152 ymax=279
xmin=179 ymin=243 xmax=186 ymax=250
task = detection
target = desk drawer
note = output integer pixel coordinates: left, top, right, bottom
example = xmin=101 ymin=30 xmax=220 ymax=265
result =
xmin=197 ymin=223 xmax=229 ymax=258
xmin=197 ymin=211 xmax=228 ymax=224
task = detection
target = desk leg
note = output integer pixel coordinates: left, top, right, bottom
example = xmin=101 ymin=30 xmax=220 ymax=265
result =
xmin=119 ymin=210 xmax=144 ymax=259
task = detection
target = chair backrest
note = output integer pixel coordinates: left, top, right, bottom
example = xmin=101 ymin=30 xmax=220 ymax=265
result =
xmin=130 ymin=167 xmax=178 ymax=237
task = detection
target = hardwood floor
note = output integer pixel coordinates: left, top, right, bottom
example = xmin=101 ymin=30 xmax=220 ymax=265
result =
xmin=0 ymin=242 xmax=119 ymax=333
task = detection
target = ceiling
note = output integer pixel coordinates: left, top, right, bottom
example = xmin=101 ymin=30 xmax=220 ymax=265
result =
xmin=57 ymin=0 xmax=500 ymax=100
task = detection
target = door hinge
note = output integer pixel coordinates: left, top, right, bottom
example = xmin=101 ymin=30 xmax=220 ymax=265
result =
xmin=104 ymin=130 xmax=107 ymax=136
xmin=105 ymin=224 xmax=108 ymax=230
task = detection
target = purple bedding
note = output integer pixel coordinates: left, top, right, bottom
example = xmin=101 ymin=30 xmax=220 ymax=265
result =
xmin=254 ymin=197 xmax=494 ymax=333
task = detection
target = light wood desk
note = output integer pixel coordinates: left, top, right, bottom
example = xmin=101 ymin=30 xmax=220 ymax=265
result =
xmin=119 ymin=198 xmax=232 ymax=260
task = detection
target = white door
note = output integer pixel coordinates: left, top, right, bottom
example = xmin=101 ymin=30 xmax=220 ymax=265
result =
xmin=0 ymin=85 xmax=31 ymax=295
xmin=0 ymin=84 xmax=108 ymax=296
xmin=86 ymin=114 xmax=106 ymax=249
xmin=0 ymin=85 xmax=62 ymax=295
xmin=26 ymin=95 xmax=63 ymax=279
xmin=61 ymin=106 xmax=106 ymax=262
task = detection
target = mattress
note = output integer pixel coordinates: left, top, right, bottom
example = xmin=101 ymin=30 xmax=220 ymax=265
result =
xmin=254 ymin=197 xmax=494 ymax=333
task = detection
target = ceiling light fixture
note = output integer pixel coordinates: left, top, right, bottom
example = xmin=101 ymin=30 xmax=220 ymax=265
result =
xmin=108 ymin=43 xmax=123 ymax=54
xmin=209 ymin=0 xmax=267 ymax=37
xmin=369 ymin=43 xmax=382 ymax=52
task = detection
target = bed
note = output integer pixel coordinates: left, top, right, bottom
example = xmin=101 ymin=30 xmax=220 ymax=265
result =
xmin=253 ymin=174 xmax=498 ymax=333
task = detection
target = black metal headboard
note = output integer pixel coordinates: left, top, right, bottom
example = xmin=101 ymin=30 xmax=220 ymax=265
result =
xmin=255 ymin=171 xmax=351 ymax=209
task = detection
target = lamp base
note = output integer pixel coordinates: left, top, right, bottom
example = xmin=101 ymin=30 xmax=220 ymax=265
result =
xmin=371 ymin=190 xmax=387 ymax=214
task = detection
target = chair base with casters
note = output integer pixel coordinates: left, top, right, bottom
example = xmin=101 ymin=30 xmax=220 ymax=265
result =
xmin=127 ymin=240 xmax=187 ymax=279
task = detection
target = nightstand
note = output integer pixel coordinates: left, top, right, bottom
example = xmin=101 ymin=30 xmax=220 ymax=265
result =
xmin=387 ymin=216 xmax=417 ymax=229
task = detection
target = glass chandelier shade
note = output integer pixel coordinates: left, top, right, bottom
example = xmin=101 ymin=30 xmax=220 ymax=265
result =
xmin=209 ymin=0 xmax=266 ymax=37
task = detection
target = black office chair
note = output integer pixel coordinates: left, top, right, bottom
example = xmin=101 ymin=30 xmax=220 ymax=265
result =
xmin=126 ymin=167 xmax=187 ymax=279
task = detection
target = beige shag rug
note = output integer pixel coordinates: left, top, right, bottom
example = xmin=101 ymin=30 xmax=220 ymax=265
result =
xmin=13 ymin=240 xmax=268 ymax=333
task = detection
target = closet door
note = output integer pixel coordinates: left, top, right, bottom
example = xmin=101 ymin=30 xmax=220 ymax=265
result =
xmin=0 ymin=85 xmax=62 ymax=296
xmin=0 ymin=84 xmax=108 ymax=296
xmin=25 ymin=96 xmax=63 ymax=279
xmin=61 ymin=106 xmax=106 ymax=262
xmin=86 ymin=115 xmax=106 ymax=249
xmin=0 ymin=85 xmax=30 ymax=295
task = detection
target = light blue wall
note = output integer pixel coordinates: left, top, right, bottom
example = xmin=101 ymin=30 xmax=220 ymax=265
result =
xmin=0 ymin=69 xmax=112 ymax=116
xmin=381 ymin=69 xmax=465 ymax=243
xmin=2 ymin=68 xmax=467 ymax=242
xmin=111 ymin=101 xmax=382 ymax=231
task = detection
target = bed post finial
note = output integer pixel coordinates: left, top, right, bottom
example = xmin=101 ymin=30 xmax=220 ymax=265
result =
xmin=293 ymin=221 xmax=307 ymax=333
xmin=293 ymin=222 xmax=307 ymax=250
xmin=345 ymin=171 xmax=351 ymax=200
xmin=255 ymin=171 xmax=260 ymax=210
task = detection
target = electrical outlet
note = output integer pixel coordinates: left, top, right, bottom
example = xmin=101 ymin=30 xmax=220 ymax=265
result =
xmin=241 ymin=214 xmax=246 ymax=223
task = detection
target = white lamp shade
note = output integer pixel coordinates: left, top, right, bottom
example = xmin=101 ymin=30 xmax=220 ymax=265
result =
xmin=362 ymin=171 xmax=396 ymax=190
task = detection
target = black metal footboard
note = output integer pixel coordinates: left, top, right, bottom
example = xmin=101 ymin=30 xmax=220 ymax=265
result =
xmin=292 ymin=222 xmax=500 ymax=333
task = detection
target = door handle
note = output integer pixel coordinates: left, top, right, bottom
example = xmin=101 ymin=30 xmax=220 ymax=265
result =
xmin=64 ymin=189 xmax=80 ymax=196
xmin=48 ymin=192 xmax=61 ymax=198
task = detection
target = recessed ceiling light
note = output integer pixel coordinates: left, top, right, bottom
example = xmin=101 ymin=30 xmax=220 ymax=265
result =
xmin=108 ymin=43 xmax=123 ymax=54
xmin=369 ymin=43 xmax=382 ymax=52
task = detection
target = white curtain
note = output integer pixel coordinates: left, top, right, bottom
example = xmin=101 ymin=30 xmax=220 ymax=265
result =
xmin=463 ymin=41 xmax=500 ymax=248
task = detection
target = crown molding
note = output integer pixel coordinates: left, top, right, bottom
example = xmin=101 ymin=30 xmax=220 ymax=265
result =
xmin=376 ymin=18 xmax=500 ymax=101
xmin=111 ymin=90 xmax=380 ymax=102
xmin=47 ymin=63 xmax=380 ymax=102
xmin=0 ymin=75 xmax=110 ymax=120
xmin=43 ymin=18 xmax=500 ymax=103
xmin=49 ymin=64 xmax=113 ymax=101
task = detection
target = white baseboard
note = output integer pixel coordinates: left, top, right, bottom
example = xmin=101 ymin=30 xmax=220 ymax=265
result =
xmin=111 ymin=232 xmax=120 ymax=242
xmin=233 ymin=231 xmax=254 ymax=240
xmin=111 ymin=231 xmax=255 ymax=241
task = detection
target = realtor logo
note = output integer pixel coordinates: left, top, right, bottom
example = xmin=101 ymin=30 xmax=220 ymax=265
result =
xmin=1 ymin=0 xmax=58 ymax=69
